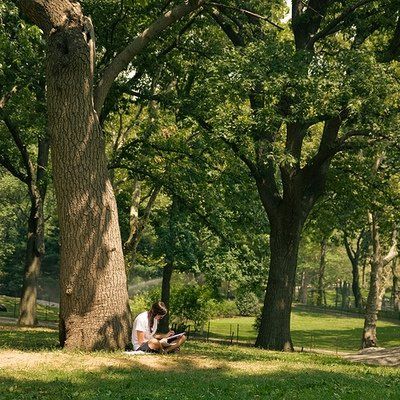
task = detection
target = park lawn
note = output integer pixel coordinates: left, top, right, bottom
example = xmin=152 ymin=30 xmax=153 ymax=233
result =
xmin=208 ymin=308 xmax=400 ymax=351
xmin=0 ymin=325 xmax=400 ymax=400
xmin=0 ymin=295 xmax=58 ymax=322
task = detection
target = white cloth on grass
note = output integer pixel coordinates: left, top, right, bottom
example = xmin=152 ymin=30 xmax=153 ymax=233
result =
xmin=132 ymin=311 xmax=158 ymax=350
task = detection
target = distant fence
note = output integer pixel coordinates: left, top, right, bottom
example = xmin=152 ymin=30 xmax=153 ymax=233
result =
xmin=294 ymin=303 xmax=400 ymax=321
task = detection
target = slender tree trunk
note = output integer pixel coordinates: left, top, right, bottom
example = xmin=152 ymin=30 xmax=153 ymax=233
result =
xmin=316 ymin=238 xmax=327 ymax=306
xmin=362 ymin=258 xmax=380 ymax=347
xmin=362 ymin=258 xmax=367 ymax=288
xmin=298 ymin=271 xmax=308 ymax=304
xmin=17 ymin=192 xmax=43 ymax=326
xmin=392 ymin=259 xmax=400 ymax=311
xmin=351 ymin=262 xmax=363 ymax=309
xmin=343 ymin=232 xmax=363 ymax=309
xmin=256 ymin=217 xmax=302 ymax=351
xmin=18 ymin=138 xmax=49 ymax=326
xmin=362 ymin=212 xmax=382 ymax=348
xmin=158 ymin=261 xmax=174 ymax=333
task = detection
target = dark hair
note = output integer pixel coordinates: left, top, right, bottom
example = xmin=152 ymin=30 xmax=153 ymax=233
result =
xmin=148 ymin=301 xmax=167 ymax=330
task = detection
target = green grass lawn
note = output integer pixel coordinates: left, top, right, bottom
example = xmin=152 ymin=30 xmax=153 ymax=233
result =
xmin=0 ymin=324 xmax=400 ymax=400
xmin=1 ymin=295 xmax=399 ymax=352
xmin=0 ymin=295 xmax=58 ymax=321
xmin=208 ymin=307 xmax=400 ymax=351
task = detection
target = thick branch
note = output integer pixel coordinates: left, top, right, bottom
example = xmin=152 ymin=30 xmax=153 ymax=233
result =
xmin=308 ymin=0 xmax=374 ymax=48
xmin=383 ymin=226 xmax=398 ymax=267
xmin=16 ymin=0 xmax=83 ymax=35
xmin=2 ymin=115 xmax=35 ymax=181
xmin=0 ymin=154 xmax=28 ymax=183
xmin=94 ymin=0 xmax=205 ymax=114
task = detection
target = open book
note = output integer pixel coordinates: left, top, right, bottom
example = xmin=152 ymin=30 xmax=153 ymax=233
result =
xmin=160 ymin=332 xmax=186 ymax=346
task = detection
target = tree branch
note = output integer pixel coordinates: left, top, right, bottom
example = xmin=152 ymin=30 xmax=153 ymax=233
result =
xmin=308 ymin=0 xmax=374 ymax=48
xmin=0 ymin=153 xmax=28 ymax=183
xmin=383 ymin=225 xmax=398 ymax=267
xmin=207 ymin=2 xmax=284 ymax=30
xmin=94 ymin=0 xmax=205 ymax=114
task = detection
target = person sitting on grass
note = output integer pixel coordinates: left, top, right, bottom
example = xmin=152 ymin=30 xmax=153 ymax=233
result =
xmin=132 ymin=301 xmax=186 ymax=354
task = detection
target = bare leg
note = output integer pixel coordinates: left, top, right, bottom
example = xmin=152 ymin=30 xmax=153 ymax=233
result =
xmin=147 ymin=338 xmax=164 ymax=352
xmin=162 ymin=335 xmax=186 ymax=353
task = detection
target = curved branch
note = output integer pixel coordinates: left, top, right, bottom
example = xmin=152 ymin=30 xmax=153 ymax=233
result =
xmin=94 ymin=0 xmax=205 ymax=114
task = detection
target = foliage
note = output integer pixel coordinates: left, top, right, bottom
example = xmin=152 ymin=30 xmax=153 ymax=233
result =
xmin=235 ymin=291 xmax=261 ymax=316
xmin=209 ymin=300 xmax=239 ymax=318
xmin=168 ymin=283 xmax=214 ymax=329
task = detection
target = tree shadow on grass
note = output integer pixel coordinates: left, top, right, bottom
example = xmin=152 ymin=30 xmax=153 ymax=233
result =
xmin=0 ymin=325 xmax=59 ymax=351
xmin=1 ymin=360 xmax=400 ymax=400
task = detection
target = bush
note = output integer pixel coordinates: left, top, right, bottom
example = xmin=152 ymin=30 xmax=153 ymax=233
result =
xmin=169 ymin=284 xmax=214 ymax=330
xmin=209 ymin=300 xmax=239 ymax=318
xmin=235 ymin=291 xmax=261 ymax=316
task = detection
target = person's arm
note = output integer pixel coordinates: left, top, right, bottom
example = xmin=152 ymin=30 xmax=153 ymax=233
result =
xmin=136 ymin=330 xmax=145 ymax=346
xmin=154 ymin=330 xmax=174 ymax=340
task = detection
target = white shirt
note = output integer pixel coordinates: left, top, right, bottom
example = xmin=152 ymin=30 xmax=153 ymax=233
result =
xmin=132 ymin=311 xmax=158 ymax=350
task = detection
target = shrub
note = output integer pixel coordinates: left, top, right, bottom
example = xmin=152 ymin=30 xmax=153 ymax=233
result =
xmin=209 ymin=300 xmax=239 ymax=318
xmin=169 ymin=284 xmax=214 ymax=330
xmin=235 ymin=291 xmax=261 ymax=316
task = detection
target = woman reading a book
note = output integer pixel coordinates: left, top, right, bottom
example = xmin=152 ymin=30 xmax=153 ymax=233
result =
xmin=132 ymin=301 xmax=186 ymax=353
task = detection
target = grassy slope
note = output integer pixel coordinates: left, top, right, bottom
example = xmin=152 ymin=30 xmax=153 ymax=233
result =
xmin=0 ymin=325 xmax=399 ymax=400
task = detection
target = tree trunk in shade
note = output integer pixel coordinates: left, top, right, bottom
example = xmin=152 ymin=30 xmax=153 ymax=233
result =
xmin=158 ymin=261 xmax=174 ymax=333
xmin=18 ymin=138 xmax=49 ymax=326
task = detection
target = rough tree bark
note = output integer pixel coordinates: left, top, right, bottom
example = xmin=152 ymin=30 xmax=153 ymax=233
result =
xmin=256 ymin=210 xmax=303 ymax=350
xmin=16 ymin=0 xmax=204 ymax=350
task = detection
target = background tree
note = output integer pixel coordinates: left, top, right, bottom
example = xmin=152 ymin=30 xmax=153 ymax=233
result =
xmin=0 ymin=1 xmax=50 ymax=325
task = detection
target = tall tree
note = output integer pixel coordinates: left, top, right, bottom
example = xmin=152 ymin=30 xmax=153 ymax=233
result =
xmin=170 ymin=0 xmax=400 ymax=350
xmin=14 ymin=0 xmax=205 ymax=350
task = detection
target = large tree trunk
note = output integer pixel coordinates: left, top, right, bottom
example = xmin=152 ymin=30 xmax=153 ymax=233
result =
xmin=49 ymin=26 xmax=131 ymax=350
xmin=18 ymin=1 xmax=132 ymax=350
xmin=158 ymin=261 xmax=174 ymax=333
xmin=316 ymin=238 xmax=327 ymax=306
xmin=256 ymin=216 xmax=302 ymax=351
xmin=17 ymin=0 xmax=207 ymax=350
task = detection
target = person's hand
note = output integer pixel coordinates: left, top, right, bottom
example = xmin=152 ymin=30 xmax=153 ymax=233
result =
xmin=167 ymin=330 xmax=175 ymax=337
